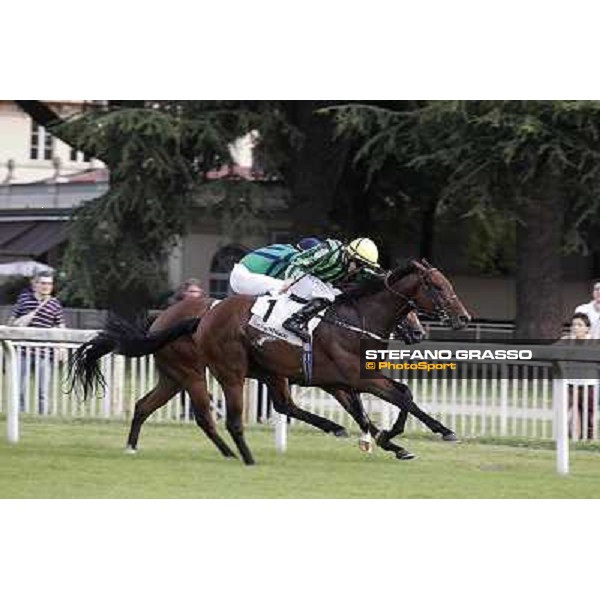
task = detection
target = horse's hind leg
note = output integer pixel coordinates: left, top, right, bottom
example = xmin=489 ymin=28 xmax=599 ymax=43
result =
xmin=267 ymin=377 xmax=348 ymax=437
xmin=221 ymin=382 xmax=255 ymax=465
xmin=186 ymin=376 xmax=237 ymax=459
xmin=328 ymin=388 xmax=379 ymax=435
xmin=126 ymin=375 xmax=180 ymax=452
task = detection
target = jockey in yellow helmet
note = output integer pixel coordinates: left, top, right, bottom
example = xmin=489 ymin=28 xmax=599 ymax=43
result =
xmin=281 ymin=237 xmax=382 ymax=341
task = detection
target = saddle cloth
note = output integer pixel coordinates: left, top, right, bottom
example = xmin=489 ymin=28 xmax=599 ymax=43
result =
xmin=249 ymin=293 xmax=324 ymax=346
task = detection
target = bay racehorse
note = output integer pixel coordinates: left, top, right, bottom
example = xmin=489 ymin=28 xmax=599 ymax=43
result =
xmin=70 ymin=259 xmax=470 ymax=463
xmin=69 ymin=296 xmax=430 ymax=455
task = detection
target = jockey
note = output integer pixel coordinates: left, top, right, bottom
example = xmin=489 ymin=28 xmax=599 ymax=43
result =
xmin=281 ymin=237 xmax=382 ymax=341
xmin=229 ymin=238 xmax=322 ymax=296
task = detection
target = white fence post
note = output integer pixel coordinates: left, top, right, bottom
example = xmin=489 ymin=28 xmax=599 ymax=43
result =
xmin=4 ymin=341 xmax=19 ymax=444
xmin=245 ymin=379 xmax=258 ymax=425
xmin=500 ymin=365 xmax=508 ymax=436
xmin=113 ymin=355 xmax=125 ymax=418
xmin=553 ymin=362 xmax=569 ymax=475
xmin=274 ymin=412 xmax=287 ymax=452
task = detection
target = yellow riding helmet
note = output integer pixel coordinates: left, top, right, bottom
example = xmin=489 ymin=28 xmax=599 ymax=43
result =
xmin=346 ymin=237 xmax=380 ymax=267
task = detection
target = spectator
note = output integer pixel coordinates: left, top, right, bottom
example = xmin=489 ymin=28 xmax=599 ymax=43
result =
xmin=560 ymin=312 xmax=596 ymax=440
xmin=7 ymin=271 xmax=66 ymax=414
xmin=574 ymin=282 xmax=600 ymax=338
xmin=170 ymin=278 xmax=205 ymax=304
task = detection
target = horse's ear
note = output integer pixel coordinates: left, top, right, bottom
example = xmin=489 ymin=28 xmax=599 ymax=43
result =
xmin=411 ymin=259 xmax=426 ymax=271
xmin=421 ymin=258 xmax=433 ymax=269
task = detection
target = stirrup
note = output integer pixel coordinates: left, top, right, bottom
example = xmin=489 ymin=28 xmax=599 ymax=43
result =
xmin=283 ymin=317 xmax=310 ymax=342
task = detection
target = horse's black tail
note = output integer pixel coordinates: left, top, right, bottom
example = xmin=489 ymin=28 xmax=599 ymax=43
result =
xmin=68 ymin=313 xmax=201 ymax=400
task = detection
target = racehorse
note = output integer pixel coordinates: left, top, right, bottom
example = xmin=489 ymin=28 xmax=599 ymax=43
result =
xmin=68 ymin=297 xmax=433 ymax=455
xmin=70 ymin=259 xmax=470 ymax=464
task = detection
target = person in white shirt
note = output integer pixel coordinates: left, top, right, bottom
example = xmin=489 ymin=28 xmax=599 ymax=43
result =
xmin=574 ymin=281 xmax=600 ymax=339
xmin=560 ymin=312 xmax=597 ymax=440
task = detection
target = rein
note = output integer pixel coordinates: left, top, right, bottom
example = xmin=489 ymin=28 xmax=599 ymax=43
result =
xmin=321 ymin=314 xmax=391 ymax=342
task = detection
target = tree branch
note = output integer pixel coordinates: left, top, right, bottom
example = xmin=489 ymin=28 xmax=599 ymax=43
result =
xmin=14 ymin=100 xmax=101 ymax=161
xmin=15 ymin=100 xmax=64 ymax=130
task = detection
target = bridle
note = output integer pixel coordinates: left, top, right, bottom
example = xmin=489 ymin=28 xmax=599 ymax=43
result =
xmin=324 ymin=261 xmax=457 ymax=341
xmin=383 ymin=265 xmax=457 ymax=324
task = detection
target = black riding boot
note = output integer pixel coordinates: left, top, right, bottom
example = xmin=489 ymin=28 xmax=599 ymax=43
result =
xmin=282 ymin=297 xmax=331 ymax=342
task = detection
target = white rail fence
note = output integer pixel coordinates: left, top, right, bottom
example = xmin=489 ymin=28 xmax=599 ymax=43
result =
xmin=1 ymin=329 xmax=599 ymax=473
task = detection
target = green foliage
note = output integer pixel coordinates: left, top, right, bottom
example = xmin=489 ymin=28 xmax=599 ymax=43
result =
xmin=55 ymin=108 xmax=190 ymax=308
xmin=330 ymin=100 xmax=600 ymax=263
xmin=0 ymin=276 xmax=30 ymax=305
xmin=463 ymin=206 xmax=516 ymax=275
xmin=433 ymin=101 xmax=600 ymax=191
xmin=199 ymin=179 xmax=285 ymax=241
xmin=54 ymin=103 xmax=275 ymax=309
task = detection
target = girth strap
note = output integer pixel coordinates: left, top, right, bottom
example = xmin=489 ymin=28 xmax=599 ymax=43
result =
xmin=302 ymin=340 xmax=313 ymax=384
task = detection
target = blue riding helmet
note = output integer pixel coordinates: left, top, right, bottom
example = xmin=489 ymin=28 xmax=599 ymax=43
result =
xmin=297 ymin=237 xmax=321 ymax=251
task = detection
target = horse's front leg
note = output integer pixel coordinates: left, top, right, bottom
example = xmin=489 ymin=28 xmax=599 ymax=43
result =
xmin=387 ymin=407 xmax=409 ymax=438
xmin=359 ymin=378 xmax=456 ymax=460
xmin=327 ymin=388 xmax=381 ymax=452
xmin=331 ymin=387 xmax=414 ymax=458
xmin=381 ymin=379 xmax=457 ymax=442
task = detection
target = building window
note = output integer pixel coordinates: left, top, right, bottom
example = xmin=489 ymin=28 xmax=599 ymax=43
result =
xmin=69 ymin=148 xmax=92 ymax=162
xmin=209 ymin=244 xmax=248 ymax=299
xmin=30 ymin=122 xmax=40 ymax=159
xmin=44 ymin=131 xmax=54 ymax=160
xmin=30 ymin=122 xmax=53 ymax=160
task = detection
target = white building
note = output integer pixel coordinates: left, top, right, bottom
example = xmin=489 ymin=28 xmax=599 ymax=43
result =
xmin=0 ymin=101 xmax=106 ymax=184
xmin=0 ymin=101 xmax=289 ymax=303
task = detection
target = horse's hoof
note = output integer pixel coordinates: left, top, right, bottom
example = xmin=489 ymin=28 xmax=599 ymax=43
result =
xmin=441 ymin=433 xmax=458 ymax=442
xmin=333 ymin=428 xmax=349 ymax=438
xmin=395 ymin=449 xmax=416 ymax=460
xmin=124 ymin=446 xmax=137 ymax=455
xmin=358 ymin=439 xmax=373 ymax=454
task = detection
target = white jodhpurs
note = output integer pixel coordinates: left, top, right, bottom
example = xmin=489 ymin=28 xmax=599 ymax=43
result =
xmin=288 ymin=274 xmax=339 ymax=302
xmin=229 ymin=263 xmax=283 ymax=296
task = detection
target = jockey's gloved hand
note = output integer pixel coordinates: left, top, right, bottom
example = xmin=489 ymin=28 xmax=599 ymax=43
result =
xmin=398 ymin=327 xmax=425 ymax=345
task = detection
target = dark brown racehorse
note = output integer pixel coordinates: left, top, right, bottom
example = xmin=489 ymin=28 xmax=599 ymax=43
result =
xmin=73 ymin=296 xmax=431 ymax=455
xmin=70 ymin=260 xmax=470 ymax=464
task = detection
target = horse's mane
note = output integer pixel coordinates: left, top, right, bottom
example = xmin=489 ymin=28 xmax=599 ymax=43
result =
xmin=337 ymin=261 xmax=418 ymax=302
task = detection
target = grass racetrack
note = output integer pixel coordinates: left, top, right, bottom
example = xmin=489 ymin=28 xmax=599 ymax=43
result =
xmin=1 ymin=417 xmax=599 ymax=498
